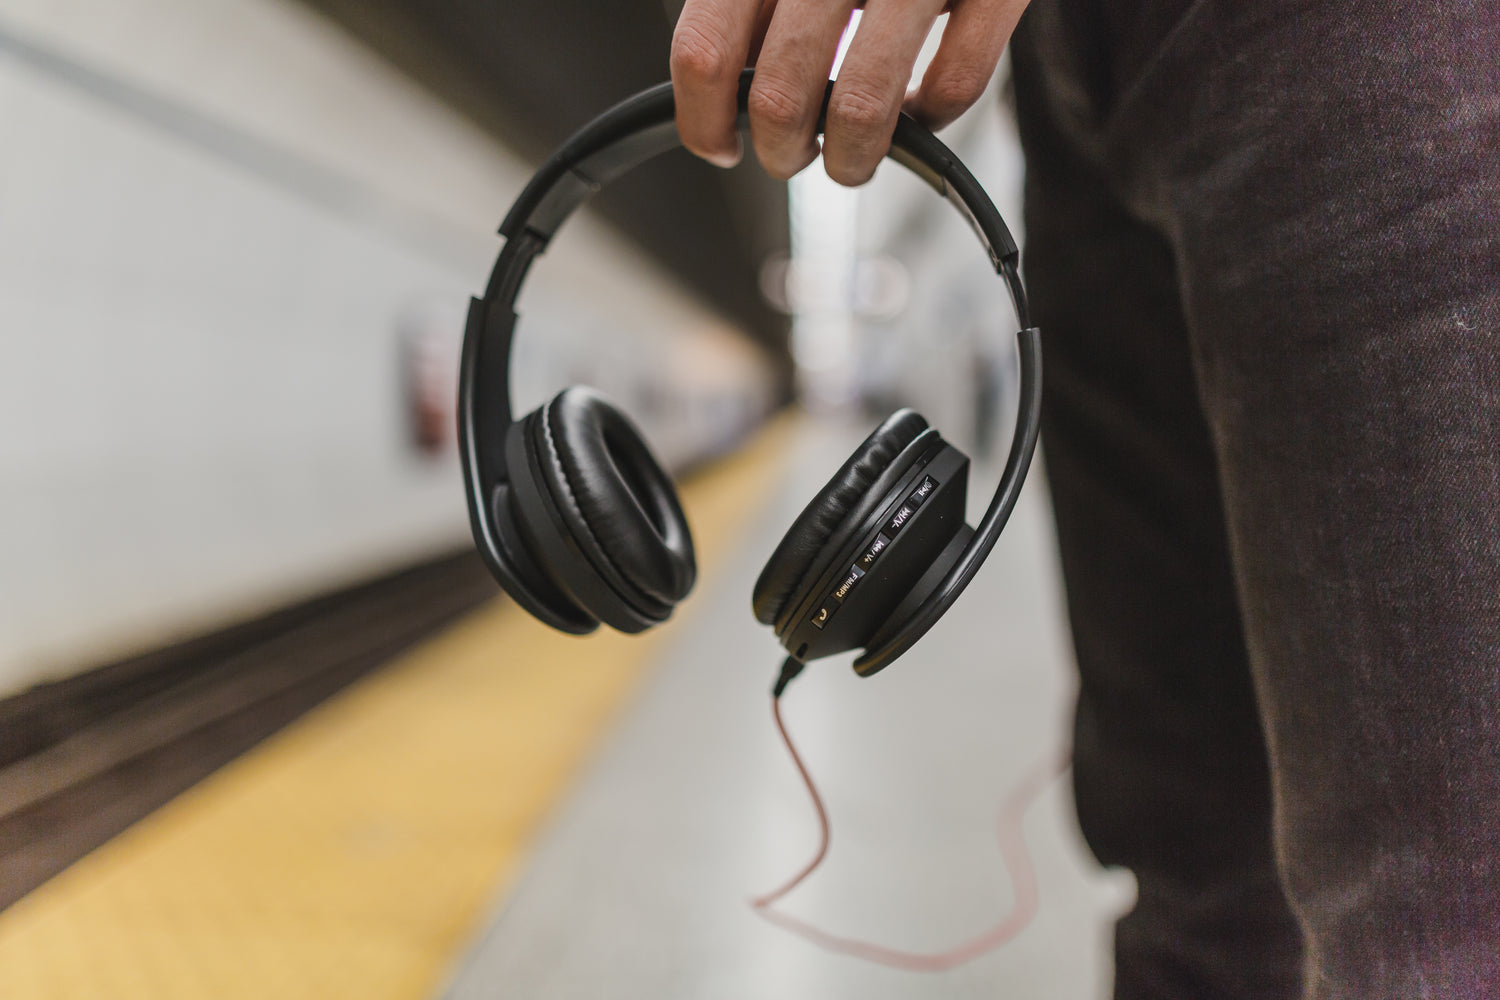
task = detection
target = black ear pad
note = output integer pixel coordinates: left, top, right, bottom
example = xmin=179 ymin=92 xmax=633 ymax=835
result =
xmin=489 ymin=480 xmax=601 ymax=635
xmin=541 ymin=387 xmax=696 ymax=604
xmin=507 ymin=387 xmax=696 ymax=632
xmin=753 ymin=410 xmax=929 ymax=627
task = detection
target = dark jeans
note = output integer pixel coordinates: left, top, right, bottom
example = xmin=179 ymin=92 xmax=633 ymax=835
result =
xmin=1009 ymin=0 xmax=1500 ymax=996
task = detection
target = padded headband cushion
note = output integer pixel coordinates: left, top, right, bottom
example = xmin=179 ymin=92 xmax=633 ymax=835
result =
xmin=539 ymin=387 xmax=696 ymax=611
xmin=753 ymin=410 xmax=929 ymax=627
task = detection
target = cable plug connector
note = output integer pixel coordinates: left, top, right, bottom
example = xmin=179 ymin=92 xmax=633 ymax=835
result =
xmin=772 ymin=656 xmax=806 ymax=699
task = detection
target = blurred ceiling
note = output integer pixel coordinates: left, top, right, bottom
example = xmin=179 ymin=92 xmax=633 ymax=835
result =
xmin=295 ymin=0 xmax=790 ymax=356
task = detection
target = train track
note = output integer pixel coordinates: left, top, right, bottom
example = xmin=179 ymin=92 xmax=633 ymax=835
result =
xmin=0 ymin=550 xmax=500 ymax=911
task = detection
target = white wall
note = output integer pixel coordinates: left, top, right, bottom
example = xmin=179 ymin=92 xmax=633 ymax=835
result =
xmin=0 ymin=0 xmax=776 ymax=694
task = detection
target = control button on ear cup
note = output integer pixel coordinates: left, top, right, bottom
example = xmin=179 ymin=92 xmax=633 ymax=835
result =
xmin=538 ymin=387 xmax=697 ymax=619
xmin=752 ymin=410 xmax=929 ymax=627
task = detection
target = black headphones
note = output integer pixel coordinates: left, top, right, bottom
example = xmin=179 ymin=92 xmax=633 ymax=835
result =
xmin=460 ymin=70 xmax=1041 ymax=678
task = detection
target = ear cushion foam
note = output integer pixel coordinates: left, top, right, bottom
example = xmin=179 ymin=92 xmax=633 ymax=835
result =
xmin=752 ymin=410 xmax=929 ymax=627
xmin=506 ymin=411 xmax=656 ymax=633
xmin=537 ymin=387 xmax=696 ymax=614
xmin=490 ymin=480 xmax=600 ymax=634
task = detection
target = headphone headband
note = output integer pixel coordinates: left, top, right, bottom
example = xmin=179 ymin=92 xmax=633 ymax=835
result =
xmin=460 ymin=69 xmax=1042 ymax=674
xmin=494 ymin=70 xmax=1019 ymax=272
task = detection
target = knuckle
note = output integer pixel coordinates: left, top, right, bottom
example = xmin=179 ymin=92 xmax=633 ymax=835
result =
xmin=828 ymin=85 xmax=892 ymax=137
xmin=670 ymin=19 xmax=732 ymax=85
xmin=928 ymin=67 xmax=989 ymax=115
xmin=822 ymin=83 xmax=894 ymax=186
xmin=748 ymin=78 xmax=807 ymax=134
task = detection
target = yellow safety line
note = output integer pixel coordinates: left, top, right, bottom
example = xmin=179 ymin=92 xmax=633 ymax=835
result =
xmin=0 ymin=419 xmax=792 ymax=1000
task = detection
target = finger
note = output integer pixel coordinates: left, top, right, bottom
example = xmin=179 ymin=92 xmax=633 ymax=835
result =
xmin=904 ymin=0 xmax=1028 ymax=131
xmin=671 ymin=0 xmax=770 ymax=167
xmin=747 ymin=0 xmax=858 ymax=179
xmin=822 ymin=0 xmax=947 ymax=187
xmin=746 ymin=0 xmax=778 ymax=66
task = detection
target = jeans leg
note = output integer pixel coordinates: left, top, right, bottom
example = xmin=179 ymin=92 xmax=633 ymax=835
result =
xmin=1011 ymin=21 xmax=1304 ymax=998
xmin=1095 ymin=0 xmax=1500 ymax=993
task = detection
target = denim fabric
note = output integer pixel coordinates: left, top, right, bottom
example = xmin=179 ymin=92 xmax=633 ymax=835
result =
xmin=1010 ymin=1 xmax=1500 ymax=996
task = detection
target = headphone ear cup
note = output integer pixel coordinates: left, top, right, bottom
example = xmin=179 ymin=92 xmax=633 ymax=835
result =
xmin=753 ymin=410 xmax=930 ymax=628
xmin=508 ymin=387 xmax=696 ymax=632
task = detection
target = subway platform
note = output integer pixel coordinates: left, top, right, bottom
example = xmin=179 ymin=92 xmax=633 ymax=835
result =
xmin=0 ymin=415 xmax=1130 ymax=999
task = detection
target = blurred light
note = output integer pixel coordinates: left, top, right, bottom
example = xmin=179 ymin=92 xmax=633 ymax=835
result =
xmin=759 ymin=253 xmax=910 ymax=322
xmin=852 ymin=256 xmax=911 ymax=320
xmin=788 ymin=165 xmax=858 ymax=408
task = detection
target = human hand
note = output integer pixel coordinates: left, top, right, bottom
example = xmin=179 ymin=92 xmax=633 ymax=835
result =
xmin=670 ymin=0 xmax=1029 ymax=185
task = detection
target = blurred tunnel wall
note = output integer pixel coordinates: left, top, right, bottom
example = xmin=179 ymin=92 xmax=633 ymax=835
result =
xmin=0 ymin=0 xmax=781 ymax=696
xmin=295 ymin=0 xmax=793 ymax=358
xmin=780 ymin=33 xmax=1028 ymax=464
xmin=852 ymin=81 xmax=1028 ymax=460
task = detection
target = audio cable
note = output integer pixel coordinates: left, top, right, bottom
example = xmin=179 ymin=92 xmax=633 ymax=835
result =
xmin=751 ymin=657 xmax=1069 ymax=971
